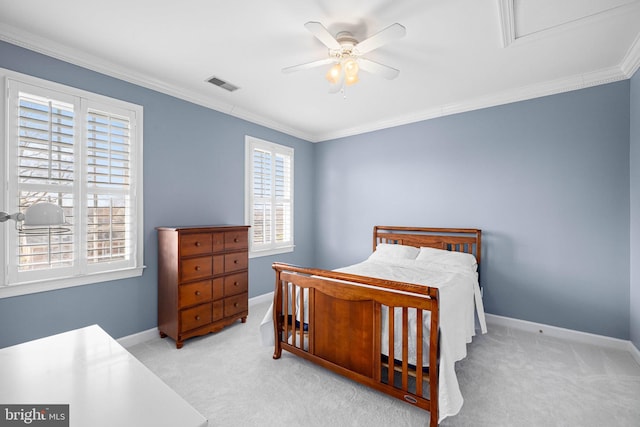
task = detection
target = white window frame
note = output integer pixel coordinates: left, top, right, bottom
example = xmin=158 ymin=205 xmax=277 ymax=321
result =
xmin=0 ymin=68 xmax=144 ymax=299
xmin=244 ymin=135 xmax=294 ymax=258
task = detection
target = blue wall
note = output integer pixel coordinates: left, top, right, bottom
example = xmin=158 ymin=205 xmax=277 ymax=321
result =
xmin=0 ymin=39 xmax=637 ymax=347
xmin=631 ymin=69 xmax=640 ymax=351
xmin=315 ymin=83 xmax=631 ymax=340
xmin=0 ymin=41 xmax=316 ymax=348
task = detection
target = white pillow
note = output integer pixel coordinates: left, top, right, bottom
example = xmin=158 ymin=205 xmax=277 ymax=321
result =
xmin=416 ymin=246 xmax=477 ymax=270
xmin=368 ymin=243 xmax=419 ymax=261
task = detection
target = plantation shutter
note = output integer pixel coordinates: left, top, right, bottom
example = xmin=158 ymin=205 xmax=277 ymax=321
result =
xmin=16 ymin=92 xmax=76 ymax=272
xmin=246 ymin=136 xmax=294 ymax=256
xmin=252 ymin=148 xmax=272 ymax=245
xmin=3 ymin=74 xmax=143 ymax=294
xmin=274 ymin=152 xmax=291 ymax=244
xmin=86 ymin=109 xmax=133 ymax=264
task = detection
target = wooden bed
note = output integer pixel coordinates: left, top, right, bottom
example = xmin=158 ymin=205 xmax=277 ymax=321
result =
xmin=271 ymin=226 xmax=482 ymax=427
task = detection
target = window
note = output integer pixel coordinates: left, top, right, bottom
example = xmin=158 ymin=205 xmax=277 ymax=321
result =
xmin=245 ymin=136 xmax=294 ymax=257
xmin=0 ymin=70 xmax=144 ymax=298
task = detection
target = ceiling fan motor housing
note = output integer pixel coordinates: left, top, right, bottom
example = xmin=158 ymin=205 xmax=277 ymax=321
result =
xmin=332 ymin=31 xmax=358 ymax=58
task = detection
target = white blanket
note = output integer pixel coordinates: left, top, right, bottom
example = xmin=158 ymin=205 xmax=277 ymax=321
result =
xmin=259 ymin=257 xmax=486 ymax=422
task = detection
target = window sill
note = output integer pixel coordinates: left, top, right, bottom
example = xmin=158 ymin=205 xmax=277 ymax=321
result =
xmin=249 ymin=246 xmax=294 ymax=259
xmin=0 ymin=266 xmax=146 ymax=299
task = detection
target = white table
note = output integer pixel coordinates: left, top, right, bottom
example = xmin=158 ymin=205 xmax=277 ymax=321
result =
xmin=0 ymin=325 xmax=207 ymax=427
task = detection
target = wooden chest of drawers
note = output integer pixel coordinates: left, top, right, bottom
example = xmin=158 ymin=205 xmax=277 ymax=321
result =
xmin=156 ymin=225 xmax=250 ymax=348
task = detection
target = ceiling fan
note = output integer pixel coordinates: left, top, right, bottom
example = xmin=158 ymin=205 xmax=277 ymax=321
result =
xmin=283 ymin=21 xmax=406 ymax=93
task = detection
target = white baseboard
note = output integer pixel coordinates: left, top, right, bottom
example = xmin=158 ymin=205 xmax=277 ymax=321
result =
xmin=117 ymin=327 xmax=159 ymax=348
xmin=485 ymin=313 xmax=634 ymax=353
xmin=117 ymin=292 xmax=275 ymax=349
xmin=249 ymin=291 xmax=273 ymax=306
xmin=116 ymin=297 xmax=640 ymax=368
xmin=629 ymin=341 xmax=640 ymax=366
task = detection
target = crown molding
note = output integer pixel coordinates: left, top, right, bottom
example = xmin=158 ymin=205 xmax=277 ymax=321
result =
xmin=1 ymin=22 xmax=636 ymax=145
xmin=0 ymin=23 xmax=313 ymax=142
xmin=314 ymin=64 xmax=628 ymax=142
xmin=621 ymin=31 xmax=640 ymax=77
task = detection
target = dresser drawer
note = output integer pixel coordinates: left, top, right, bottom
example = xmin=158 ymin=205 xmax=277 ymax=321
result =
xmin=225 ymin=252 xmax=247 ymax=273
xmin=179 ymin=280 xmax=212 ymax=308
xmin=224 ymin=272 xmax=248 ymax=297
xmin=180 ymin=303 xmax=212 ymax=332
xmin=180 ymin=255 xmax=224 ymax=282
xmin=224 ymin=293 xmax=248 ymax=317
xmin=225 ymin=230 xmax=248 ymax=251
xmin=181 ymin=256 xmax=212 ymax=281
xmin=180 ymin=233 xmax=212 ymax=257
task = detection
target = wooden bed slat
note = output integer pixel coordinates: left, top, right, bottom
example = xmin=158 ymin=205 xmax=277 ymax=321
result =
xmin=298 ymin=285 xmax=304 ymax=348
xmin=308 ymin=288 xmax=315 ymax=354
xmin=402 ymin=307 xmax=409 ymax=392
xmin=388 ymin=306 xmax=395 ymax=380
xmin=283 ymin=281 xmax=289 ymax=346
xmin=416 ymin=309 xmax=424 ymax=396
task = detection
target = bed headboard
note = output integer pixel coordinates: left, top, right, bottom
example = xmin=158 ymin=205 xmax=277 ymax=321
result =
xmin=373 ymin=226 xmax=482 ymax=265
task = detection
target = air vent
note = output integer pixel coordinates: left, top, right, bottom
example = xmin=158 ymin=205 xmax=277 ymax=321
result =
xmin=206 ymin=76 xmax=239 ymax=92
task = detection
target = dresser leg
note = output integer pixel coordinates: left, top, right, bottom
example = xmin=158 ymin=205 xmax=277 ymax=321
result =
xmin=159 ymin=331 xmax=167 ymax=338
xmin=241 ymin=316 xmax=247 ymax=323
xmin=176 ymin=341 xmax=184 ymax=349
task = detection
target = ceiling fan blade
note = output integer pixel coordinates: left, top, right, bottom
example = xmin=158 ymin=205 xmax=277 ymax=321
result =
xmin=358 ymin=58 xmax=400 ymax=80
xmin=304 ymin=21 xmax=341 ymax=50
xmin=282 ymin=57 xmax=335 ymax=74
xmin=355 ymin=23 xmax=406 ymax=54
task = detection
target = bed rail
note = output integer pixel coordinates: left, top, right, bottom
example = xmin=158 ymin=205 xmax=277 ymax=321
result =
xmin=272 ymin=262 xmax=440 ymax=427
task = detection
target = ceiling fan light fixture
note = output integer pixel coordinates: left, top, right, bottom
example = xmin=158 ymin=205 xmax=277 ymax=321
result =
xmin=343 ymin=58 xmax=359 ymax=78
xmin=325 ymin=63 xmax=342 ymax=84
xmin=285 ymin=21 xmax=405 ymax=94
xmin=343 ymin=58 xmax=360 ymax=87
xmin=345 ymin=73 xmax=359 ymax=86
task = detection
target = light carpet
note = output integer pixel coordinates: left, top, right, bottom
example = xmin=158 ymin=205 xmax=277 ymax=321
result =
xmin=128 ymin=301 xmax=640 ymax=427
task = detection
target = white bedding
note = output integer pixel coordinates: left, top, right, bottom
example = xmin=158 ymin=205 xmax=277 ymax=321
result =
xmin=259 ymin=255 xmax=486 ymax=422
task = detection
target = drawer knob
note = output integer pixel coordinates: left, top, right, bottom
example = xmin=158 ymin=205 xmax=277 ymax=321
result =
xmin=234 ymin=237 xmax=239 ymax=243
xmin=195 ymin=315 xmax=201 ymax=321
xmin=234 ymin=303 xmax=239 ymax=307
xmin=195 ymin=241 xmax=201 ymax=247
xmin=195 ymin=291 xmax=201 ymax=296
xmin=234 ymin=281 xmax=238 ymax=286
xmin=234 ymin=260 xmax=238 ymax=264
xmin=195 ymin=265 xmax=201 ymax=271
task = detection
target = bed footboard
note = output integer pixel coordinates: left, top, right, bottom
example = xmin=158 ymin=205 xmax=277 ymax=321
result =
xmin=272 ymin=262 xmax=441 ymax=427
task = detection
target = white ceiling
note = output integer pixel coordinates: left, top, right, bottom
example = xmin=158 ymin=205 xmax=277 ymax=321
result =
xmin=1 ymin=0 xmax=639 ymax=142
